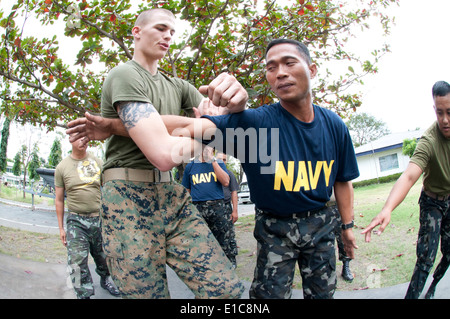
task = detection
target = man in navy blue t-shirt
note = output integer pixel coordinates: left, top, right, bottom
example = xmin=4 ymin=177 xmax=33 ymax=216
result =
xmin=182 ymin=146 xmax=238 ymax=266
xmin=162 ymin=39 xmax=359 ymax=299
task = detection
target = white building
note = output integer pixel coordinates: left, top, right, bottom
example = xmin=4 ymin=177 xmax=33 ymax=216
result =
xmin=353 ymin=130 xmax=424 ymax=182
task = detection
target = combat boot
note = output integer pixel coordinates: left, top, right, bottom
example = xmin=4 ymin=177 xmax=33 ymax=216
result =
xmin=342 ymin=259 xmax=354 ymax=282
xmin=101 ymin=276 xmax=121 ymax=297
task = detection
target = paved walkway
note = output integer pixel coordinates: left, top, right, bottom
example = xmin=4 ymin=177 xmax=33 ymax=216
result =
xmin=0 ymin=199 xmax=449 ymax=299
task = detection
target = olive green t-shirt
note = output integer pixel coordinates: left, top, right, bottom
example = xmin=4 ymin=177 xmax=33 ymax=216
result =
xmin=54 ymin=154 xmax=103 ymax=214
xmin=410 ymin=122 xmax=450 ymax=196
xmin=101 ymin=60 xmax=204 ymax=171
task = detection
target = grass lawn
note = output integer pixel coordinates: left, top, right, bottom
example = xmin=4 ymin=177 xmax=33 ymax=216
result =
xmin=339 ymin=177 xmax=426 ymax=290
xmin=0 ymin=185 xmax=54 ymax=206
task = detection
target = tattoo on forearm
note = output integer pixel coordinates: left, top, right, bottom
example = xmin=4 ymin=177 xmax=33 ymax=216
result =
xmin=117 ymin=102 xmax=157 ymax=130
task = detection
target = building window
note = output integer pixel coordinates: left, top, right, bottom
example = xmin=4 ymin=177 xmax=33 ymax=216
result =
xmin=379 ymin=154 xmax=399 ymax=172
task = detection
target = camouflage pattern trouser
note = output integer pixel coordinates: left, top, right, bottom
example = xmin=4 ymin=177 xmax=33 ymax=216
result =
xmin=250 ymin=206 xmax=339 ymax=299
xmin=101 ymin=180 xmax=243 ymax=299
xmin=193 ymin=199 xmax=238 ymax=266
xmin=405 ymin=191 xmax=450 ymax=299
xmin=66 ymin=213 xmax=109 ymax=299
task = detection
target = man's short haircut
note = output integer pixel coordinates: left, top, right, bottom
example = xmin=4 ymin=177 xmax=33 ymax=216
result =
xmin=265 ymin=38 xmax=312 ymax=65
xmin=432 ymin=81 xmax=450 ymax=98
xmin=135 ymin=8 xmax=175 ymax=27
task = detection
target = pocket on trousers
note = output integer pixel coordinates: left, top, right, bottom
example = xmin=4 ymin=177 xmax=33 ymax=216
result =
xmin=103 ymin=239 xmax=124 ymax=259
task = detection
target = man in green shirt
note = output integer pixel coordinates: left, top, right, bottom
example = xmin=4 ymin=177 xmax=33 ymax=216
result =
xmin=362 ymin=81 xmax=450 ymax=299
xmin=68 ymin=8 xmax=247 ymax=299
xmin=55 ymin=137 xmax=119 ymax=299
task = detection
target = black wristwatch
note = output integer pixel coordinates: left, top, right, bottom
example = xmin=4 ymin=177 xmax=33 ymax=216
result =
xmin=341 ymin=220 xmax=354 ymax=230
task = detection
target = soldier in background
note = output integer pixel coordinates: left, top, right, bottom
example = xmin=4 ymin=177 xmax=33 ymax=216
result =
xmin=55 ymin=136 xmax=120 ymax=299
xmin=363 ymin=81 xmax=450 ymax=299
xmin=182 ymin=147 xmax=238 ymax=267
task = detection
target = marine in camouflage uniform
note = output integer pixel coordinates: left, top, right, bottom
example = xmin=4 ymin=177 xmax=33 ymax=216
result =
xmin=363 ymin=81 xmax=450 ymax=299
xmin=66 ymin=9 xmax=248 ymax=299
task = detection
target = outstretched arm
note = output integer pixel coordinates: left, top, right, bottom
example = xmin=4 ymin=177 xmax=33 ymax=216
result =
xmin=67 ymin=73 xmax=246 ymax=145
xmin=361 ymin=162 xmax=423 ymax=242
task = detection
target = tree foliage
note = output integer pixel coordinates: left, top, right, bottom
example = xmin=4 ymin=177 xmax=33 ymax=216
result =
xmin=12 ymin=151 xmax=21 ymax=176
xmin=47 ymin=137 xmax=62 ymax=168
xmin=402 ymin=138 xmax=417 ymax=158
xmin=346 ymin=112 xmax=390 ymax=147
xmin=28 ymin=144 xmax=41 ymax=180
xmin=1 ymin=0 xmax=399 ymax=130
xmin=0 ymin=117 xmax=11 ymax=173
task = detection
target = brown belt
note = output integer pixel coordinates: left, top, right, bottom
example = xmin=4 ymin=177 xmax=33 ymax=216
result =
xmin=424 ymin=189 xmax=450 ymax=201
xmin=102 ymin=167 xmax=173 ymax=185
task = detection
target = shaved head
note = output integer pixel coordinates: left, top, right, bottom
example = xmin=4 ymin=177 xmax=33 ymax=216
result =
xmin=135 ymin=8 xmax=175 ymax=27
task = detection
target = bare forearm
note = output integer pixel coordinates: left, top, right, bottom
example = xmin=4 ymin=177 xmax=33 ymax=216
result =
xmin=162 ymin=115 xmax=195 ymax=135
xmin=55 ymin=188 xmax=65 ymax=230
xmin=231 ymin=191 xmax=238 ymax=222
xmin=109 ymin=118 xmax=129 ymax=137
xmin=381 ymin=163 xmax=422 ymax=214
xmin=334 ymin=181 xmax=354 ymax=224
xmin=162 ymin=115 xmax=216 ymax=140
xmin=56 ymin=202 xmax=65 ymax=229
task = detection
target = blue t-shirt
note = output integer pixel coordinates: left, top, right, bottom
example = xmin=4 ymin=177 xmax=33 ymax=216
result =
xmin=203 ymin=102 xmax=359 ymax=217
xmin=182 ymin=160 xmax=227 ymax=202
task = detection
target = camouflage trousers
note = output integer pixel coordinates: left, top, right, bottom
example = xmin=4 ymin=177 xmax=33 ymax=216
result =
xmin=405 ymin=191 xmax=450 ymax=299
xmin=250 ymin=206 xmax=339 ymax=299
xmin=193 ymin=199 xmax=238 ymax=266
xmin=66 ymin=213 xmax=110 ymax=299
xmin=101 ymin=180 xmax=243 ymax=299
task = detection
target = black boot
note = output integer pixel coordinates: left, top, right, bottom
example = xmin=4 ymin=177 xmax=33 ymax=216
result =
xmin=101 ymin=276 xmax=121 ymax=297
xmin=342 ymin=259 xmax=354 ymax=282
